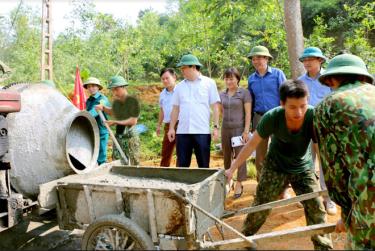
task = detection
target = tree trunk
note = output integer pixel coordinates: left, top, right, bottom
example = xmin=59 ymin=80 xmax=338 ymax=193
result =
xmin=284 ymin=0 xmax=305 ymax=79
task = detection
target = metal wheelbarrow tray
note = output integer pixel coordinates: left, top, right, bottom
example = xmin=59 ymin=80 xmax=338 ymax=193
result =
xmin=55 ymin=165 xmax=225 ymax=250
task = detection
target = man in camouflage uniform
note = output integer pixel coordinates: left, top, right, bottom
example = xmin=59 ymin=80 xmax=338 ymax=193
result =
xmin=314 ymin=53 xmax=375 ymax=250
xmin=95 ymin=76 xmax=140 ymax=165
xmin=226 ymin=80 xmax=333 ymax=250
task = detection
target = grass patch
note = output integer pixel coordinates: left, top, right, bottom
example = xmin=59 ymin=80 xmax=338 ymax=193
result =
xmin=138 ymin=103 xmax=163 ymax=161
xmin=247 ymin=158 xmax=257 ymax=179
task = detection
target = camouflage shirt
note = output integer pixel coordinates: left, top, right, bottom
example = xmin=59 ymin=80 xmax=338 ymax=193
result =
xmin=313 ymin=81 xmax=375 ymax=249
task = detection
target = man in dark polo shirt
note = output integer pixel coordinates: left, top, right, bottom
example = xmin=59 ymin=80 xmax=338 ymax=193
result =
xmin=226 ymin=80 xmax=332 ymax=250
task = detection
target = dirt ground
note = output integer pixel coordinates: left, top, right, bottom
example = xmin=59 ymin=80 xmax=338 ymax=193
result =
xmin=0 ymin=153 xmax=346 ymax=250
xmin=144 ymin=154 xmax=347 ymax=250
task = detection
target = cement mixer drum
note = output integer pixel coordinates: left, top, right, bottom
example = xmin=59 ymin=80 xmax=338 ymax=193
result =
xmin=5 ymin=83 xmax=99 ymax=199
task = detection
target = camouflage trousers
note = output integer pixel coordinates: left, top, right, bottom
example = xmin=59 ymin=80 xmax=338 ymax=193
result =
xmin=113 ymin=128 xmax=140 ymax=166
xmin=243 ymin=156 xmax=333 ymax=250
xmin=346 ymin=213 xmax=375 ymax=250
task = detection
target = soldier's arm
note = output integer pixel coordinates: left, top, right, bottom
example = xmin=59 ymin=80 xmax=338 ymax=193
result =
xmin=226 ymin=131 xmax=262 ymax=181
xmin=95 ymin=104 xmax=113 ymax=116
xmin=314 ymin=100 xmax=352 ymax=226
xmin=111 ymin=117 xmax=138 ymax=127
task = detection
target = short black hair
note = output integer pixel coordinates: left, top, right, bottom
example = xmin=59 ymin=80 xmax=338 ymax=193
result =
xmin=223 ymin=67 xmax=241 ymax=82
xmin=223 ymin=67 xmax=241 ymax=81
xmin=160 ymin=68 xmax=177 ymax=78
xmin=279 ymin=79 xmax=309 ymax=102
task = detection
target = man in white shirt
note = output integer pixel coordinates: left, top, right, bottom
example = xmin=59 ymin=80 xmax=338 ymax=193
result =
xmin=157 ymin=68 xmax=178 ymax=167
xmin=167 ymin=54 xmax=220 ymax=168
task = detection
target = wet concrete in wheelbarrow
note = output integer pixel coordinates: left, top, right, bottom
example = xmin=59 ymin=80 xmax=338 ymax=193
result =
xmin=0 ymin=158 xmax=346 ymax=250
xmin=0 ymin=180 xmax=346 ymax=250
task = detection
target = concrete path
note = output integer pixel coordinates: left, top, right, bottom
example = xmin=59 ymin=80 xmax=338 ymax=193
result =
xmin=0 ymin=210 xmax=82 ymax=250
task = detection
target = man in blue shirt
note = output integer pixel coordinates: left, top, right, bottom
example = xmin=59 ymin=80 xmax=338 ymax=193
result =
xmin=298 ymin=47 xmax=337 ymax=216
xmin=298 ymin=47 xmax=331 ymax=106
xmin=84 ymin=77 xmax=111 ymax=165
xmin=247 ymin=45 xmax=286 ymax=183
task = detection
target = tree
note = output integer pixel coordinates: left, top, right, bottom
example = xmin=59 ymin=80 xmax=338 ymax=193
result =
xmin=284 ymin=0 xmax=305 ymax=79
xmin=4 ymin=5 xmax=41 ymax=83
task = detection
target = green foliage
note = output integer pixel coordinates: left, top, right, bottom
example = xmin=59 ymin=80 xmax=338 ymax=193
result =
xmin=305 ymin=1 xmax=375 ymax=72
xmin=1 ymin=0 xmax=374 ymax=85
xmin=341 ymin=2 xmax=375 ymax=72
xmin=1 ymin=0 xmax=374 ymax=165
xmin=137 ymin=103 xmax=163 ymax=160
xmin=2 ymin=5 xmax=41 ymax=84
xmin=247 ymin=159 xmax=257 ymax=180
xmin=305 ymin=16 xmax=336 ymax=59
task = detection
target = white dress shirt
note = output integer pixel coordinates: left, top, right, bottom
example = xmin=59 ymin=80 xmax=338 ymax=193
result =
xmin=172 ymin=75 xmax=220 ymax=134
xmin=159 ymin=87 xmax=174 ymax=123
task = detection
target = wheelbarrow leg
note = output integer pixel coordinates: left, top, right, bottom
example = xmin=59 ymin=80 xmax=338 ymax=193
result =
xmin=215 ymin=222 xmax=225 ymax=240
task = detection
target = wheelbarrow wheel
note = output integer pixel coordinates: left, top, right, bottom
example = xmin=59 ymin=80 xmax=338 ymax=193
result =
xmin=81 ymin=214 xmax=154 ymax=250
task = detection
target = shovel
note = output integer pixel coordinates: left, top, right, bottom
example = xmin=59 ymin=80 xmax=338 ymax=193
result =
xmin=98 ymin=110 xmax=130 ymax=165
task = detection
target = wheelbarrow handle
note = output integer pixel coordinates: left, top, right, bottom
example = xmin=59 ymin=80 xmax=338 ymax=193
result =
xmin=98 ymin=110 xmax=130 ymax=165
xmin=169 ymin=190 xmax=257 ymax=249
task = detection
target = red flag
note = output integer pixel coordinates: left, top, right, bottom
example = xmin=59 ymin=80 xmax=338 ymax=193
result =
xmin=72 ymin=66 xmax=87 ymax=110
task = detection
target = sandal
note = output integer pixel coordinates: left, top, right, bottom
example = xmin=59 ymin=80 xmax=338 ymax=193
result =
xmin=233 ymin=185 xmax=243 ymax=199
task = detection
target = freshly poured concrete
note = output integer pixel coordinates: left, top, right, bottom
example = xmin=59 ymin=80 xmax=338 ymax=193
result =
xmin=88 ymin=174 xmax=191 ymax=190
xmin=55 ymin=165 xmax=225 ymax=238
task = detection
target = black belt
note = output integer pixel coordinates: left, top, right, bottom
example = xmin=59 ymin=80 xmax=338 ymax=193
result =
xmin=255 ymin=111 xmax=265 ymax=116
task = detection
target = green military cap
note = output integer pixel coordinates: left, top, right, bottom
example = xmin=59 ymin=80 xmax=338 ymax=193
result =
xmin=176 ymin=54 xmax=203 ymax=67
xmin=108 ymin=76 xmax=129 ymax=89
xmin=319 ymin=54 xmax=374 ymax=85
xmin=247 ymin=45 xmax=273 ymax=59
xmin=299 ymin=47 xmax=327 ymax=62
xmin=83 ymin=77 xmax=103 ymax=90
xmin=42 ymin=79 xmax=56 ymax=88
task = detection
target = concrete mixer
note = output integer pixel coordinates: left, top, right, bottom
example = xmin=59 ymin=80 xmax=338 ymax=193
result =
xmin=0 ymin=83 xmax=100 ymax=228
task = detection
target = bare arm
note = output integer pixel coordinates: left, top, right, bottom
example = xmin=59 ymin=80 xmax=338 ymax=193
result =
xmin=102 ymin=106 xmax=113 ymax=116
xmin=212 ymin=102 xmax=220 ymax=127
xmin=242 ymin=102 xmax=251 ymax=142
xmin=167 ymin=105 xmax=179 ymax=142
xmin=313 ymin=143 xmax=320 ymax=162
xmin=169 ymin=105 xmax=179 ymax=129
xmin=158 ymin=108 xmax=164 ymax=126
xmin=95 ymin=104 xmax=113 ymax=116
xmin=219 ymin=103 xmax=224 ymax=115
xmin=212 ymin=102 xmax=220 ymax=141
xmin=107 ymin=117 xmax=138 ymax=127
xmin=225 ymin=131 xmax=262 ymax=181
xmin=244 ymin=102 xmax=251 ymax=133
xmin=156 ymin=108 xmax=164 ymax=136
